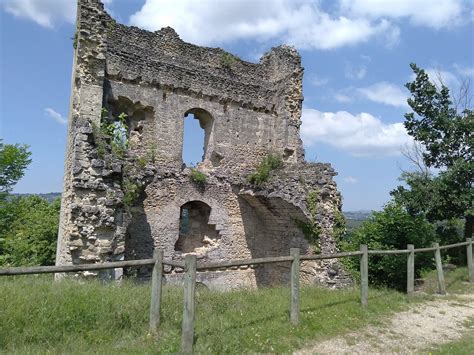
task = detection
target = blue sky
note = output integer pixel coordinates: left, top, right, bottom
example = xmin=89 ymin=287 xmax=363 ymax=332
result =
xmin=0 ymin=0 xmax=473 ymax=211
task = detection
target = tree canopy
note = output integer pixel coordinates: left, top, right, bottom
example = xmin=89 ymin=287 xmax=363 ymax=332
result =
xmin=0 ymin=140 xmax=32 ymax=198
xmin=391 ymin=64 xmax=473 ymax=239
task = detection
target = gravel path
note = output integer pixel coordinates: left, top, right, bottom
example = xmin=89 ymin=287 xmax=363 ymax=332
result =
xmin=295 ymin=293 xmax=474 ymax=354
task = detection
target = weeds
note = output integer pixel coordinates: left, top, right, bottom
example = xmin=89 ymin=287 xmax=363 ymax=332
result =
xmin=247 ymin=153 xmax=283 ymax=186
xmin=190 ymin=169 xmax=207 ymax=185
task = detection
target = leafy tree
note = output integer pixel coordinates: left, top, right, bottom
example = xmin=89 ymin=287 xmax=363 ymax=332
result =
xmin=392 ymin=64 xmax=473 ymax=239
xmin=339 ymin=202 xmax=436 ymax=290
xmin=0 ymin=196 xmax=60 ymax=266
xmin=0 ymin=140 xmax=32 ymax=199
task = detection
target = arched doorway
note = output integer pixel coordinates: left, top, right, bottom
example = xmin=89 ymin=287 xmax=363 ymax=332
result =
xmin=174 ymin=200 xmax=220 ymax=253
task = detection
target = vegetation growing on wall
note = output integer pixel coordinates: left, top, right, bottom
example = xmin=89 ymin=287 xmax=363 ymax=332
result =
xmin=247 ymin=153 xmax=283 ymax=186
xmin=220 ymin=52 xmax=238 ymax=69
xmin=295 ymin=190 xmax=322 ymax=252
xmin=190 ymin=169 xmax=207 ymax=185
xmin=91 ymin=108 xmax=153 ymax=210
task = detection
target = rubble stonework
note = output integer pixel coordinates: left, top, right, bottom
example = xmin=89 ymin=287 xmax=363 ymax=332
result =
xmin=56 ymin=0 xmax=350 ymax=288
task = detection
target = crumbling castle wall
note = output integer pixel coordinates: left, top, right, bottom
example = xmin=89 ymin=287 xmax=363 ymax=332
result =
xmin=56 ymin=0 xmax=350 ymax=288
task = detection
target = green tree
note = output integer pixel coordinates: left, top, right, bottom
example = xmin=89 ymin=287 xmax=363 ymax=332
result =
xmin=0 ymin=140 xmax=32 ymax=199
xmin=339 ymin=202 xmax=436 ymax=290
xmin=392 ymin=64 xmax=473 ymax=239
xmin=0 ymin=196 xmax=60 ymax=266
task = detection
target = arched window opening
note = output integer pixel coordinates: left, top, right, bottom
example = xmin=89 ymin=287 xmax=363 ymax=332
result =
xmin=182 ymin=108 xmax=213 ymax=167
xmin=175 ymin=201 xmax=220 ymax=253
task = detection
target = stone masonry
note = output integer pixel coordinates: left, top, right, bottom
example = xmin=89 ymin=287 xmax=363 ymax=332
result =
xmin=56 ymin=0 xmax=350 ymax=289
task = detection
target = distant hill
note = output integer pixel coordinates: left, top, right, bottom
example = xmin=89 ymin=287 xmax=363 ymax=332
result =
xmin=343 ymin=210 xmax=373 ymax=221
xmin=12 ymin=192 xmax=61 ymax=203
xmin=343 ymin=210 xmax=373 ymax=232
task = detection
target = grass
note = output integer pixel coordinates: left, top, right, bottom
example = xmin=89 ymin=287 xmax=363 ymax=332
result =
xmin=0 ymin=275 xmax=418 ymax=354
xmin=419 ymin=266 xmax=474 ymax=294
xmin=426 ymin=318 xmax=474 ymax=354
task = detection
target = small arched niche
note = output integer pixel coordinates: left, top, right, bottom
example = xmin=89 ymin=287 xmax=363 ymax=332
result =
xmin=174 ymin=200 xmax=220 ymax=253
xmin=182 ymin=108 xmax=214 ymax=167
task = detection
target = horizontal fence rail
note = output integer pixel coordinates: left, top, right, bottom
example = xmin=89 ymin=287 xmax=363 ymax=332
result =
xmin=1 ymin=238 xmax=472 ymax=354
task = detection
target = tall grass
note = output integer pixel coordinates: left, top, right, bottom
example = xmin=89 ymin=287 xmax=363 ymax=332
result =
xmin=1 ymin=275 xmax=417 ymax=353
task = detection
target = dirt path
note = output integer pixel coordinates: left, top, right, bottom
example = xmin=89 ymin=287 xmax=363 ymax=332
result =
xmin=295 ymin=294 xmax=474 ymax=354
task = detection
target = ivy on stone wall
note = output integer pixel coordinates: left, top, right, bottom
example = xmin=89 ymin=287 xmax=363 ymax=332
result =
xmin=295 ymin=190 xmax=322 ymax=252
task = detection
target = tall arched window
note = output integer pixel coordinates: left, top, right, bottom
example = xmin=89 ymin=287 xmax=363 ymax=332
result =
xmin=182 ymin=108 xmax=213 ymax=167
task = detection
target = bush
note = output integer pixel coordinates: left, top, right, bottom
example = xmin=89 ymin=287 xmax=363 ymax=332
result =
xmin=247 ymin=154 xmax=283 ymax=186
xmin=190 ymin=169 xmax=207 ymax=185
xmin=0 ymin=196 xmax=60 ymax=266
xmin=339 ymin=201 xmax=436 ymax=290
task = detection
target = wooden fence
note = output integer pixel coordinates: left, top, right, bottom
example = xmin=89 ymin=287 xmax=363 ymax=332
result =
xmin=1 ymin=238 xmax=473 ymax=353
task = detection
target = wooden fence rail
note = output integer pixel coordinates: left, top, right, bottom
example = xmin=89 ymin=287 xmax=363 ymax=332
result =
xmin=1 ymin=238 xmax=472 ymax=354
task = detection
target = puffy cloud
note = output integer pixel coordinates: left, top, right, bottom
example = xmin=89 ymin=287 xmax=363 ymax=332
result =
xmin=301 ymin=108 xmax=412 ymax=156
xmin=2 ymin=0 xmax=113 ymax=28
xmin=44 ymin=108 xmax=67 ymax=125
xmin=357 ymin=82 xmax=408 ymax=108
xmin=309 ymin=74 xmax=329 ymax=87
xmin=343 ymin=176 xmax=358 ymax=184
xmin=453 ymin=63 xmax=474 ymax=77
xmin=340 ymin=0 xmax=465 ymax=29
xmin=2 ymin=0 xmax=76 ymax=28
xmin=129 ymin=0 xmax=397 ymax=49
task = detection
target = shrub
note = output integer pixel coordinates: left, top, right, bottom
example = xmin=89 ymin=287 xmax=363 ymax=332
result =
xmin=122 ymin=179 xmax=143 ymax=208
xmin=247 ymin=153 xmax=283 ymax=186
xmin=339 ymin=201 xmax=436 ymax=290
xmin=190 ymin=169 xmax=207 ymax=185
xmin=0 ymin=196 xmax=60 ymax=266
xmin=220 ymin=52 xmax=237 ymax=69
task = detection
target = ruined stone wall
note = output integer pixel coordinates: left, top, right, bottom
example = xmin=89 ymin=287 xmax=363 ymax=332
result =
xmin=56 ymin=0 xmax=350 ymax=288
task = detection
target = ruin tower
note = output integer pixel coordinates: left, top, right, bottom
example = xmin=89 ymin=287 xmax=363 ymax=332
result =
xmin=56 ymin=0 xmax=349 ymax=288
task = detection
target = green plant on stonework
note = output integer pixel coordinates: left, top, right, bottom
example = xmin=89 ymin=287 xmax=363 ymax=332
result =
xmin=332 ymin=208 xmax=346 ymax=241
xmin=220 ymin=52 xmax=238 ymax=69
xmin=247 ymin=153 xmax=283 ymax=186
xmin=295 ymin=190 xmax=322 ymax=252
xmin=72 ymin=32 xmax=78 ymax=49
xmin=122 ymin=179 xmax=143 ymax=208
xmin=92 ymin=109 xmax=129 ymax=159
xmin=137 ymin=144 xmax=158 ymax=168
xmin=190 ymin=169 xmax=207 ymax=185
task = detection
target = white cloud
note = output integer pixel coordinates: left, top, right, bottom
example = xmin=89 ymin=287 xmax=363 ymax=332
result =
xmin=453 ymin=63 xmax=474 ymax=77
xmin=343 ymin=176 xmax=358 ymax=184
xmin=129 ymin=0 xmax=397 ymax=49
xmin=358 ymin=82 xmax=408 ymax=108
xmin=2 ymin=0 xmax=76 ymax=28
xmin=44 ymin=108 xmax=67 ymax=125
xmin=301 ymin=108 xmax=412 ymax=156
xmin=424 ymin=68 xmax=459 ymax=89
xmin=344 ymin=63 xmax=367 ymax=80
xmin=341 ymin=0 xmax=465 ymax=29
xmin=334 ymin=93 xmax=353 ymax=103
xmin=2 ymin=0 xmax=114 ymax=28
xmin=309 ymin=74 xmax=329 ymax=87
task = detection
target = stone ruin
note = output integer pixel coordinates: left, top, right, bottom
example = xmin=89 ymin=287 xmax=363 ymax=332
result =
xmin=56 ymin=0 xmax=350 ymax=289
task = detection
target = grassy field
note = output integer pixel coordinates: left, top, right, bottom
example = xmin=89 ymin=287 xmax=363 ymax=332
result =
xmin=1 ymin=275 xmax=421 ymax=354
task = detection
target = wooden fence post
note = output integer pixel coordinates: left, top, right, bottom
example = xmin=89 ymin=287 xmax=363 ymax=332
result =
xmin=290 ymin=248 xmax=300 ymax=325
xmin=434 ymin=243 xmax=446 ymax=295
xmin=360 ymin=244 xmax=368 ymax=307
xmin=407 ymin=244 xmax=415 ymax=295
xmin=467 ymin=238 xmax=473 ymax=283
xmin=181 ymin=254 xmax=197 ymax=354
xmin=149 ymin=249 xmax=164 ymax=334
